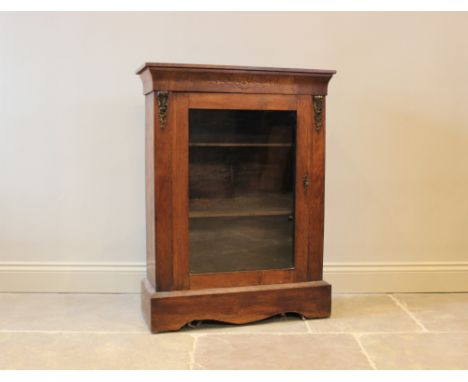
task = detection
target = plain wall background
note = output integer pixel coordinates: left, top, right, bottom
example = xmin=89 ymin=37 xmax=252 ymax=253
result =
xmin=1 ymin=12 xmax=467 ymax=291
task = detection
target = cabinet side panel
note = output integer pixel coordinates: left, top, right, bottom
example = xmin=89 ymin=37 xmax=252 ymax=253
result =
xmin=145 ymin=93 xmax=156 ymax=287
xmin=308 ymin=96 xmax=326 ymax=280
xmin=154 ymin=91 xmax=175 ymax=291
xmin=171 ymin=93 xmax=190 ymax=290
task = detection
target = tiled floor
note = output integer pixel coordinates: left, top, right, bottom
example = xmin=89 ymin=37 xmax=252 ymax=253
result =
xmin=0 ymin=293 xmax=467 ymax=369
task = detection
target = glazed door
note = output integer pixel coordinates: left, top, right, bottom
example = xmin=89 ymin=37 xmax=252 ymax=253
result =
xmin=171 ymin=93 xmax=318 ymax=289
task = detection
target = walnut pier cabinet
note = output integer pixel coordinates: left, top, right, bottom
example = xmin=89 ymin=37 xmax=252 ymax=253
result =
xmin=137 ymin=63 xmax=336 ymax=333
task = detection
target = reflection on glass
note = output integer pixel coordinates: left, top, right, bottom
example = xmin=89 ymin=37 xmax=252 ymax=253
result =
xmin=189 ymin=109 xmax=296 ymax=274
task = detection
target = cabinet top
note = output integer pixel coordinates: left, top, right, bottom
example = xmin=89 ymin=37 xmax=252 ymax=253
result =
xmin=136 ymin=62 xmax=336 ymax=76
xmin=137 ymin=62 xmax=336 ymax=96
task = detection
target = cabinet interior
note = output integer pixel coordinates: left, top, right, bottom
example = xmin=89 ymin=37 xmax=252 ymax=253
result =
xmin=188 ymin=109 xmax=297 ymax=274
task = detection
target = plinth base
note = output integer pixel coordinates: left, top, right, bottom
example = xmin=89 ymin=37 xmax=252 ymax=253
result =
xmin=141 ymin=279 xmax=331 ymax=333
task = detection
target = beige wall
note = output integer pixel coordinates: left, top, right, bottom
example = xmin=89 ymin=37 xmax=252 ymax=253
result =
xmin=1 ymin=12 xmax=467 ymax=292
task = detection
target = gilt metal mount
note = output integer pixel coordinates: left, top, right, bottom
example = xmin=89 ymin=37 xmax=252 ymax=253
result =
xmin=313 ymin=95 xmax=324 ymax=132
xmin=156 ymin=91 xmax=169 ymax=129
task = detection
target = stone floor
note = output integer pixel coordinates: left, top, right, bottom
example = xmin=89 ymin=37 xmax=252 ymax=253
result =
xmin=0 ymin=292 xmax=467 ymax=369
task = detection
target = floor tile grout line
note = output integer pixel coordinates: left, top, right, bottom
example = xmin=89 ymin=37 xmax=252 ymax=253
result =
xmin=189 ymin=330 xmax=468 ymax=335
xmin=2 ymin=329 xmax=468 ymax=335
xmin=352 ymin=333 xmax=377 ymax=370
xmin=0 ymin=330 xmax=149 ymax=334
xmin=301 ymin=316 xmax=313 ymax=333
xmin=387 ymin=294 xmax=429 ymax=332
xmin=188 ymin=334 xmax=198 ymax=370
xmin=185 ymin=331 xmax=314 ymax=336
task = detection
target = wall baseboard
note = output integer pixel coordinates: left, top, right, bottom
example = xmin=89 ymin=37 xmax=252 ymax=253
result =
xmin=0 ymin=261 xmax=467 ymax=293
xmin=324 ymin=262 xmax=468 ymax=293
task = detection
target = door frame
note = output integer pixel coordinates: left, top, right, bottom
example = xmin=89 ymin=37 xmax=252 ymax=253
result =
xmin=168 ymin=92 xmax=316 ymax=290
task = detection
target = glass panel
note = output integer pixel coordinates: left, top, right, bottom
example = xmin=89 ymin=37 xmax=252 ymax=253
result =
xmin=189 ymin=109 xmax=296 ymax=274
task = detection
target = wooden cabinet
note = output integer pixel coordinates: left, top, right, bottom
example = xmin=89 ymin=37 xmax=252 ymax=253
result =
xmin=137 ymin=63 xmax=336 ymax=333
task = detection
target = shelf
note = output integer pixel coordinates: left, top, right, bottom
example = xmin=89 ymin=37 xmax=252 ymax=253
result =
xmin=189 ymin=142 xmax=293 ymax=148
xmin=190 ymin=209 xmax=292 ymax=218
xmin=189 ymin=194 xmax=293 ymax=219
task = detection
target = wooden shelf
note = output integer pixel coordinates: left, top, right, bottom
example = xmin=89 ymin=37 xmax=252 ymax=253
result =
xmin=189 ymin=142 xmax=293 ymax=148
xmin=189 ymin=194 xmax=293 ymax=219
xmin=190 ymin=209 xmax=291 ymax=218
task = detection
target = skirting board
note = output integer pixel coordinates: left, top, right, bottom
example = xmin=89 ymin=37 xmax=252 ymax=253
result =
xmin=0 ymin=261 xmax=467 ymax=293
